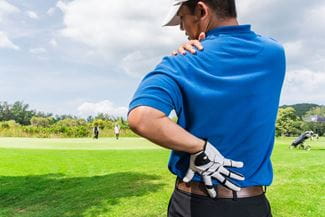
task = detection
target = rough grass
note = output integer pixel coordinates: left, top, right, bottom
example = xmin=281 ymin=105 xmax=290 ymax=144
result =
xmin=0 ymin=137 xmax=324 ymax=217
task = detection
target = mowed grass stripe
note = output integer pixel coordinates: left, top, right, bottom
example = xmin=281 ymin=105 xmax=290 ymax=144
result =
xmin=0 ymin=137 xmax=162 ymax=150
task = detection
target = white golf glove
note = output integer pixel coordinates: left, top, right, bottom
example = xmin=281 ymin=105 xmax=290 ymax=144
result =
xmin=183 ymin=141 xmax=245 ymax=198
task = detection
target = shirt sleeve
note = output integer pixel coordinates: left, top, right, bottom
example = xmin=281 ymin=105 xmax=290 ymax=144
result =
xmin=128 ymin=60 xmax=183 ymax=117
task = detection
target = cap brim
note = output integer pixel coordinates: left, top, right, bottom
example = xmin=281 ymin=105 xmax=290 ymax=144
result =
xmin=162 ymin=2 xmax=183 ymax=26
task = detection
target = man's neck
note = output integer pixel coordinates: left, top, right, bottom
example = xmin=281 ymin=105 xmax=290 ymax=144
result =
xmin=207 ymin=18 xmax=239 ymax=32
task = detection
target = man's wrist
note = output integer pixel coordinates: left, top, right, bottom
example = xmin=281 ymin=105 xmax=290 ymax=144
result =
xmin=191 ymin=139 xmax=206 ymax=154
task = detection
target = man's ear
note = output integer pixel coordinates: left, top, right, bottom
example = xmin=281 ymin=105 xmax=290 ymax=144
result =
xmin=195 ymin=2 xmax=209 ymax=20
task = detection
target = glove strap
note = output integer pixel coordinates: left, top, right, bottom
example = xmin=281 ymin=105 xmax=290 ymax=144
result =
xmin=194 ymin=152 xmax=210 ymax=166
xmin=203 ymin=140 xmax=208 ymax=151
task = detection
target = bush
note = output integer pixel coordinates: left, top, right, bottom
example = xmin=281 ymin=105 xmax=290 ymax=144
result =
xmin=0 ymin=122 xmax=9 ymax=129
xmin=302 ymin=122 xmax=325 ymax=136
xmin=56 ymin=118 xmax=86 ymax=127
xmin=0 ymin=120 xmax=20 ymax=129
xmin=31 ymin=116 xmax=52 ymax=127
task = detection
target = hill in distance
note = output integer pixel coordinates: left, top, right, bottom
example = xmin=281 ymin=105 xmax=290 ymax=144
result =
xmin=280 ymin=103 xmax=321 ymax=118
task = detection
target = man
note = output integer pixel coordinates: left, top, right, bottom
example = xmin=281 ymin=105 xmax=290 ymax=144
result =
xmin=114 ymin=124 xmax=120 ymax=140
xmin=93 ymin=124 xmax=99 ymax=139
xmin=128 ymin=0 xmax=285 ymax=216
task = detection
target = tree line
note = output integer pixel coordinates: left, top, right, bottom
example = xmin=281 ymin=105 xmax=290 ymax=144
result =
xmin=0 ymin=101 xmax=324 ymax=138
xmin=0 ymin=101 xmax=135 ymax=138
xmin=276 ymin=105 xmax=325 ymax=136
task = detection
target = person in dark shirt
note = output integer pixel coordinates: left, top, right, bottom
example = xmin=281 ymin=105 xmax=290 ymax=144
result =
xmin=93 ymin=124 xmax=99 ymax=139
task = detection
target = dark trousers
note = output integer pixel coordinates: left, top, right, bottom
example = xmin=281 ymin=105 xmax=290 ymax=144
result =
xmin=168 ymin=187 xmax=272 ymax=217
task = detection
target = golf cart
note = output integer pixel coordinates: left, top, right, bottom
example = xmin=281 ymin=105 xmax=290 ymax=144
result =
xmin=290 ymin=131 xmax=314 ymax=151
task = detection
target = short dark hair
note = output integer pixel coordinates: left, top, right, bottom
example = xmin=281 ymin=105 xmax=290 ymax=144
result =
xmin=184 ymin=0 xmax=237 ymax=18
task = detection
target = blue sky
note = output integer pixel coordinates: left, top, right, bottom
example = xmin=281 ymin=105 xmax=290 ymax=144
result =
xmin=0 ymin=0 xmax=324 ymax=117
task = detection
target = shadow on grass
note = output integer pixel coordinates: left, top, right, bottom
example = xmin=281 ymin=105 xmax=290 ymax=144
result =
xmin=0 ymin=172 xmax=164 ymax=217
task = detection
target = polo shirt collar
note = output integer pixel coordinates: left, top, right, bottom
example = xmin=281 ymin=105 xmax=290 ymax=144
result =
xmin=206 ymin=24 xmax=251 ymax=36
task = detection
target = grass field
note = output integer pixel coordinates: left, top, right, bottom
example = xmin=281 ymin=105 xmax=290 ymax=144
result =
xmin=0 ymin=137 xmax=324 ymax=217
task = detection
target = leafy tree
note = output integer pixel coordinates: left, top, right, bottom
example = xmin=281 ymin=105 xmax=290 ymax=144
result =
xmin=301 ymin=122 xmax=325 ymax=136
xmin=0 ymin=102 xmax=12 ymax=121
xmin=119 ymin=117 xmax=128 ymax=129
xmin=304 ymin=106 xmax=325 ymax=117
xmin=0 ymin=101 xmax=35 ymax=125
xmin=53 ymin=115 xmax=79 ymax=123
xmin=276 ymin=107 xmax=303 ymax=136
xmin=86 ymin=116 xmax=94 ymax=123
xmin=11 ymin=101 xmax=35 ymax=125
xmin=35 ymin=111 xmax=53 ymax=118
xmin=301 ymin=106 xmax=325 ymax=136
xmin=92 ymin=119 xmax=106 ymax=129
xmin=94 ymin=113 xmax=118 ymax=121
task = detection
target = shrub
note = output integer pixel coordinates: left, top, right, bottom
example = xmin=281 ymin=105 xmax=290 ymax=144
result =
xmin=31 ymin=116 xmax=52 ymax=127
xmin=0 ymin=120 xmax=20 ymax=129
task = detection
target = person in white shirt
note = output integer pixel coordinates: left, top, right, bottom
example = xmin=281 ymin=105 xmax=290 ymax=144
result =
xmin=114 ymin=124 xmax=120 ymax=140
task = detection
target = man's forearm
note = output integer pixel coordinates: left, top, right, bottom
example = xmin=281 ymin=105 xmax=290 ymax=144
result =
xmin=128 ymin=106 xmax=205 ymax=154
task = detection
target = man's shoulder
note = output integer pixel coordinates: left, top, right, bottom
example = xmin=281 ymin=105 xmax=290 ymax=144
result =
xmin=155 ymin=54 xmax=194 ymax=75
xmin=140 ymin=55 xmax=185 ymax=85
xmin=257 ymin=34 xmax=285 ymax=51
xmin=207 ymin=32 xmax=285 ymax=57
xmin=152 ymin=40 xmax=220 ymax=77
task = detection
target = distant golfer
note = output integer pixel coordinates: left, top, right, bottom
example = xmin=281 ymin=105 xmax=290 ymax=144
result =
xmin=114 ymin=124 xmax=120 ymax=140
xmin=93 ymin=124 xmax=99 ymax=139
xmin=128 ymin=0 xmax=285 ymax=216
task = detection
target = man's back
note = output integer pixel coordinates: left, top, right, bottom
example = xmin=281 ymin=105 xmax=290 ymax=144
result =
xmin=132 ymin=25 xmax=285 ymax=186
xmin=129 ymin=1 xmax=283 ymax=215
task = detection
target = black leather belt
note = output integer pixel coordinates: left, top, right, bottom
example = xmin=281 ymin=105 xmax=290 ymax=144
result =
xmin=176 ymin=178 xmax=264 ymax=199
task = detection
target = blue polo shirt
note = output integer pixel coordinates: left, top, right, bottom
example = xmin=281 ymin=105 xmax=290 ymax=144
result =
xmin=129 ymin=25 xmax=286 ymax=187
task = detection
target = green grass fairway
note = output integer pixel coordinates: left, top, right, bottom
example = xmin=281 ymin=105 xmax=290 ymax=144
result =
xmin=0 ymin=137 xmax=161 ymax=150
xmin=0 ymin=137 xmax=324 ymax=217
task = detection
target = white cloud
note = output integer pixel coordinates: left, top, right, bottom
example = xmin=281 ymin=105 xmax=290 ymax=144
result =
xmin=303 ymin=5 xmax=325 ymax=37
xmin=47 ymin=7 xmax=56 ymax=16
xmin=49 ymin=38 xmax=57 ymax=47
xmin=56 ymin=0 xmax=183 ymax=76
xmin=281 ymin=69 xmax=325 ymax=105
xmin=283 ymin=41 xmax=303 ymax=58
xmin=26 ymin=10 xmax=38 ymax=19
xmin=0 ymin=31 xmax=19 ymax=49
xmin=57 ymin=0 xmax=181 ymax=49
xmin=0 ymin=0 xmax=19 ymax=21
xmin=121 ymin=51 xmax=161 ymax=78
xmin=77 ymin=100 xmax=128 ymax=117
xmin=56 ymin=1 xmax=68 ymax=12
xmin=29 ymin=47 xmax=46 ymax=54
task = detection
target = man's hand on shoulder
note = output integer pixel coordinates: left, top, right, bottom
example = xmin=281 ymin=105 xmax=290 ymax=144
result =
xmin=172 ymin=32 xmax=206 ymax=56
